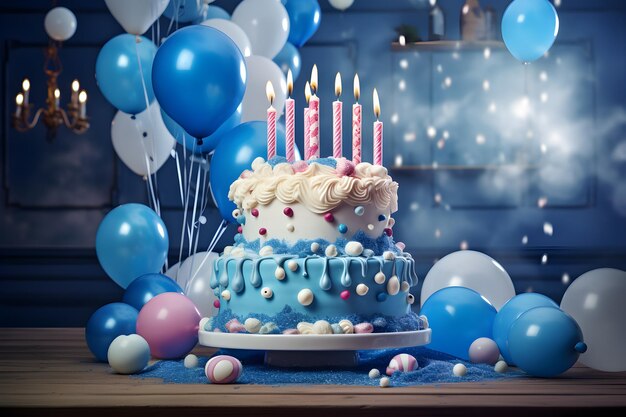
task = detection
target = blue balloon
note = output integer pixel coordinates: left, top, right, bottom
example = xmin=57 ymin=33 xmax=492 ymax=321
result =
xmin=161 ymin=105 xmax=242 ymax=155
xmin=164 ymin=0 xmax=204 ymax=22
xmin=210 ymin=121 xmax=301 ymax=222
xmin=508 ymin=306 xmax=587 ymax=377
xmin=493 ymin=293 xmax=558 ymax=364
xmin=96 ymin=34 xmax=156 ymax=115
xmin=204 ymin=5 xmax=230 ymax=21
xmin=420 ymin=287 xmax=497 ymax=360
xmin=502 ymin=0 xmax=559 ymax=62
xmin=85 ymin=303 xmax=138 ymax=362
xmin=273 ymin=42 xmax=301 ymax=80
xmin=285 ymin=0 xmax=321 ymax=48
xmin=96 ymin=204 xmax=169 ymax=289
xmin=122 ymin=273 xmax=184 ymax=311
xmin=152 ymin=25 xmax=246 ymax=139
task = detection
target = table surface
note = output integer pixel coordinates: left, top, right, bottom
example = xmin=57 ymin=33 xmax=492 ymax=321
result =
xmin=1 ymin=328 xmax=625 ymax=417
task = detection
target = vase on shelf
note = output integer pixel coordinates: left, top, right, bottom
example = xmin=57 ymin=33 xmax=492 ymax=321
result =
xmin=428 ymin=0 xmax=445 ymax=41
xmin=460 ymin=0 xmax=486 ymax=41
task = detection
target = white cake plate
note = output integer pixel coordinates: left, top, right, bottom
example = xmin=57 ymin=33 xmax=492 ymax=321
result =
xmin=199 ymin=329 xmax=431 ymax=367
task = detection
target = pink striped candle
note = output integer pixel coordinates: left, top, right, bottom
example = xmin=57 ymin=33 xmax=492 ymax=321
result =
xmin=285 ymin=70 xmax=295 ymax=162
xmin=352 ymin=74 xmax=362 ymax=164
xmin=333 ymin=72 xmax=342 ymax=158
xmin=266 ymin=81 xmax=276 ymax=160
xmin=373 ymin=88 xmax=383 ymax=165
xmin=304 ymin=81 xmax=311 ymax=160
xmin=309 ymin=95 xmax=320 ymax=159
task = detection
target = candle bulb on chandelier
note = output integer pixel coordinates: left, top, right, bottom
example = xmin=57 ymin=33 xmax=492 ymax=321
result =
xmin=15 ymin=93 xmax=24 ymax=117
xmin=71 ymin=79 xmax=80 ymax=107
xmin=308 ymin=64 xmax=320 ymax=159
xmin=373 ymin=88 xmax=383 ymax=166
xmin=285 ymin=69 xmax=295 ymax=162
xmin=22 ymin=78 xmax=30 ymax=105
xmin=304 ymin=81 xmax=311 ymax=160
xmin=54 ymin=88 xmax=60 ymax=108
xmin=266 ymin=81 xmax=277 ymax=160
xmin=333 ymin=72 xmax=343 ymax=158
xmin=352 ymin=74 xmax=362 ymax=164
xmin=78 ymin=90 xmax=87 ymax=118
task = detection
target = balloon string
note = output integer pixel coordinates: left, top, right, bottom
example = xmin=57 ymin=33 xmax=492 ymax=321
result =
xmin=188 ymin=160 xmax=202 ymax=257
xmin=189 ymin=220 xmax=228 ymax=284
xmin=178 ymin=148 xmax=195 ymax=266
xmin=191 ymin=160 xmax=210 ymax=257
xmin=174 ymin=149 xmax=185 ymax=206
xmin=165 ymin=0 xmax=179 ymax=37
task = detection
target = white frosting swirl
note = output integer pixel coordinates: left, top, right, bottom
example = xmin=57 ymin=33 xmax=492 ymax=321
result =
xmin=228 ymin=158 xmax=399 ymax=214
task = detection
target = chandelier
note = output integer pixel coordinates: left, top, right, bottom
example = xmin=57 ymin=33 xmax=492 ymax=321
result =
xmin=12 ymin=6 xmax=89 ymax=139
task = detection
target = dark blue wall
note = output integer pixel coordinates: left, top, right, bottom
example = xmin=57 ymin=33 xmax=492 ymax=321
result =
xmin=1 ymin=0 xmax=625 ymax=326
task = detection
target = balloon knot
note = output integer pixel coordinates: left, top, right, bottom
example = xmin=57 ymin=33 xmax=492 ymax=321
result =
xmin=135 ymin=36 xmax=141 ymax=44
xmin=575 ymin=342 xmax=588 ymax=353
xmin=197 ymin=138 xmax=204 ymax=146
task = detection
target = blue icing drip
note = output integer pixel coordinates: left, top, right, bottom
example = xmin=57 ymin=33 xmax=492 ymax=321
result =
xmin=210 ymin=259 xmax=220 ymax=288
xmin=340 ymin=258 xmax=351 ymax=287
xmin=319 ymin=258 xmax=331 ymax=290
xmin=236 ymin=215 xmax=246 ymax=225
xmin=231 ymin=259 xmax=246 ymax=293
xmin=219 ymin=259 xmax=231 ymax=287
xmin=249 ymin=258 xmax=264 ymax=288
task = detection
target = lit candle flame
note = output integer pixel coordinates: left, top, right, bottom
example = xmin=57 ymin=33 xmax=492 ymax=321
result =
xmin=287 ymin=69 xmax=293 ymax=97
xmin=266 ymin=81 xmax=275 ymax=106
xmin=335 ymin=72 xmax=342 ymax=98
xmin=72 ymin=79 xmax=80 ymax=92
xmin=54 ymin=88 xmax=60 ymax=99
xmin=305 ymin=81 xmax=311 ymax=104
xmin=373 ymin=88 xmax=380 ymax=119
xmin=79 ymin=90 xmax=87 ymax=103
xmin=353 ymin=74 xmax=360 ymax=102
xmin=310 ymin=64 xmax=318 ymax=94
xmin=16 ymin=93 xmax=24 ymax=106
xmin=22 ymin=78 xmax=30 ymax=92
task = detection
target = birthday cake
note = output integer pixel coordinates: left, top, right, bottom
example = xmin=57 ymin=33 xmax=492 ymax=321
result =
xmin=206 ymin=156 xmax=424 ymax=335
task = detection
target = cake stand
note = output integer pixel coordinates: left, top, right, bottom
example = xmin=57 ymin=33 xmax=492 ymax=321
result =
xmin=199 ymin=329 xmax=431 ymax=367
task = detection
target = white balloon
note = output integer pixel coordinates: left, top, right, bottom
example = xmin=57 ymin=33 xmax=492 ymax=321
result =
xmin=232 ymin=0 xmax=289 ymax=59
xmin=111 ymin=102 xmax=175 ymax=177
xmin=329 ymin=0 xmax=355 ymax=11
xmin=560 ymin=268 xmax=626 ymax=372
xmin=172 ymin=252 xmax=220 ymax=318
xmin=44 ymin=7 xmax=77 ymax=41
xmin=105 ymin=0 xmax=170 ymax=36
xmin=421 ymin=250 xmax=515 ymax=311
xmin=201 ymin=18 xmax=252 ymax=57
xmin=241 ymin=55 xmax=287 ymax=123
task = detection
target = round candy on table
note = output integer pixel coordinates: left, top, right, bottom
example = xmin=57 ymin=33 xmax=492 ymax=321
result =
xmin=379 ymin=376 xmax=391 ymax=388
xmin=386 ymin=353 xmax=418 ymax=376
xmin=184 ymin=354 xmax=199 ymax=369
xmin=368 ymin=368 xmax=381 ymax=379
xmin=453 ymin=363 xmax=467 ymax=377
xmin=85 ymin=302 xmax=139 ymax=362
xmin=122 ymin=273 xmax=184 ymax=311
xmin=205 ymin=355 xmax=243 ymax=384
xmin=107 ymin=334 xmax=150 ymax=375
xmin=494 ymin=360 xmax=509 ymax=373
xmin=468 ymin=337 xmax=500 ymax=365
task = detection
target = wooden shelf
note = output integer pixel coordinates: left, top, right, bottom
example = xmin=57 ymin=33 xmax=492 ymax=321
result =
xmin=390 ymin=163 xmax=536 ymax=171
xmin=392 ymin=40 xmax=505 ymax=51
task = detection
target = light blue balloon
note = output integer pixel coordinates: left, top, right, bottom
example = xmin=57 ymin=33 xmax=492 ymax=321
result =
xmin=152 ymin=25 xmax=246 ymax=139
xmin=95 ymin=34 xmax=156 ymax=115
xmin=419 ymin=286 xmax=497 ymax=360
xmin=161 ymin=105 xmax=242 ymax=154
xmin=493 ymin=293 xmax=558 ymax=364
xmin=285 ymin=0 xmax=321 ymax=48
xmin=164 ymin=0 xmax=204 ymax=23
xmin=210 ymin=121 xmax=301 ymax=222
xmin=273 ymin=42 xmax=301 ymax=80
xmin=96 ymin=204 xmax=169 ymax=289
xmin=502 ymin=0 xmax=559 ymax=62
xmin=205 ymin=5 xmax=230 ymax=21
xmin=508 ymin=306 xmax=587 ymax=377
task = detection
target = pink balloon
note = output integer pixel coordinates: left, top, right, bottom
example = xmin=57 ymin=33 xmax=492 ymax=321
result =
xmin=136 ymin=292 xmax=201 ymax=359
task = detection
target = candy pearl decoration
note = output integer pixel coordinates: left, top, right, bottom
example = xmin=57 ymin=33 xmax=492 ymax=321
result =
xmin=379 ymin=376 xmax=391 ymax=388
xmin=232 ymin=209 xmax=241 ymax=218
xmin=331 ymin=324 xmax=343 ymax=334
xmin=286 ymin=223 xmax=295 ymax=232
xmin=237 ymin=226 xmax=243 ymax=234
xmin=283 ymin=328 xmax=299 ymax=335
xmin=200 ymin=317 xmax=212 ymax=331
xmin=388 ymin=218 xmax=396 ymax=227
xmin=297 ymin=288 xmax=314 ymax=306
xmin=259 ymin=322 xmax=279 ymax=334
xmin=283 ymin=207 xmax=294 ymax=217
xmin=367 ymin=224 xmax=375 ymax=231
xmin=354 ymin=206 xmax=365 ymax=216
xmin=274 ymin=267 xmax=286 ymax=280
xmin=383 ymin=251 xmax=396 ymax=261
xmin=387 ymin=276 xmax=400 ymax=295
xmin=258 ymin=227 xmax=267 ymax=236
xmin=310 ymin=242 xmax=320 ymax=253
xmin=453 ymin=363 xmax=467 ymax=377
xmin=401 ymin=281 xmax=410 ymax=292
xmin=386 ymin=353 xmax=418 ymax=375
xmin=324 ymin=213 xmax=334 ymax=222
xmin=378 ymin=214 xmax=386 ymax=221
xmin=356 ymin=283 xmax=369 ymax=296
xmin=260 ymin=287 xmax=273 ymax=299
xmin=384 ymin=228 xmax=393 ymax=236
xmin=205 ymin=355 xmax=242 ymax=384
xmin=244 ymin=318 xmax=262 ymax=334
xmin=297 ymin=322 xmax=314 ymax=334
xmin=374 ymin=272 xmax=386 ymax=284
xmin=338 ymin=223 xmax=348 ymax=234
xmin=184 ymin=354 xmax=199 ymax=369
xmin=340 ymin=290 xmax=350 ymax=300
xmin=369 ymin=369 xmax=381 ymax=379
xmin=221 ymin=290 xmax=231 ymax=301
xmin=407 ymin=294 xmax=415 ymax=304
xmin=225 ymin=319 xmax=245 ymax=333
xmin=313 ymin=320 xmax=333 ymax=334
xmin=287 ymin=260 xmax=298 ymax=272
xmin=377 ymin=292 xmax=388 ymax=302
xmin=345 ymin=241 xmax=364 ymax=256
xmin=325 ymin=244 xmax=338 ymax=257
xmin=251 ymin=208 xmax=259 ymax=217
xmin=338 ymin=319 xmax=354 ymax=334
xmin=494 ymin=360 xmax=509 ymax=373
xmin=469 ymin=337 xmax=500 ymax=365
xmin=355 ymin=322 xmax=374 ymax=334
xmin=259 ymin=246 xmax=274 ymax=256
xmin=107 ymin=334 xmax=150 ymax=375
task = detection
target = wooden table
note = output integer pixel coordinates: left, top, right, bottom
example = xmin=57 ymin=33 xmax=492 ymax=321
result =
xmin=1 ymin=328 xmax=625 ymax=416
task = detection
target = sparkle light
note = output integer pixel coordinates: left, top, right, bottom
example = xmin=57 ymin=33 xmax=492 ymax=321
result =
xmin=539 ymin=71 xmax=548 ymax=82
xmin=403 ymin=132 xmax=416 ymax=142
xmin=541 ymin=254 xmax=548 ymax=264
xmin=435 ymin=228 xmax=442 ymax=238
xmin=460 ymin=241 xmax=469 ymax=250
xmin=399 ymin=59 xmax=409 ymax=69
xmin=540 ymin=92 xmax=549 ymax=103
xmin=410 ymin=202 xmax=419 ymax=211
xmin=394 ymin=154 xmax=403 ymax=167
xmin=540 ymin=143 xmax=548 ymax=154
xmin=512 ymin=96 xmax=531 ymax=119
xmin=390 ymin=113 xmax=399 ymax=124
xmin=436 ymin=64 xmax=443 ymax=73
xmin=488 ymin=102 xmax=497 ymax=113
xmin=443 ymin=77 xmax=452 ymax=88
xmin=398 ymin=79 xmax=406 ymax=91
xmin=522 ymin=235 xmax=528 ymax=245
xmin=562 ymin=273 xmax=570 ymax=284
xmin=437 ymin=139 xmax=445 ymax=149
xmin=476 ymin=134 xmax=486 ymax=145
xmin=442 ymin=130 xmax=449 ymax=139
xmin=482 ymin=80 xmax=490 ymax=91
xmin=427 ymin=126 xmax=437 ymax=138
xmin=543 ymin=222 xmax=554 ymax=236
xmin=538 ymin=197 xmax=548 ymax=208
xmin=434 ymin=193 xmax=442 ymax=204
xmin=483 ymin=47 xmax=491 ymax=60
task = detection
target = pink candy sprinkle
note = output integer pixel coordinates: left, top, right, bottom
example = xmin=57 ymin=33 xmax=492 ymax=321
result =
xmin=396 ymin=242 xmax=406 ymax=251
xmin=282 ymin=328 xmax=299 ymax=335
xmin=384 ymin=228 xmax=393 ymax=237
xmin=283 ymin=207 xmax=294 ymax=217
xmin=354 ymin=322 xmax=374 ymax=334
xmin=335 ymin=157 xmax=356 ymax=177
xmin=340 ymin=290 xmax=350 ymax=300
xmin=259 ymin=228 xmax=267 ymax=235
xmin=237 ymin=226 xmax=243 ymax=233
xmin=225 ymin=319 xmax=245 ymax=333
xmin=251 ymin=208 xmax=259 ymax=217
xmin=324 ymin=213 xmax=334 ymax=222
xmin=213 ymin=300 xmax=221 ymax=309
xmin=292 ymin=161 xmax=308 ymax=172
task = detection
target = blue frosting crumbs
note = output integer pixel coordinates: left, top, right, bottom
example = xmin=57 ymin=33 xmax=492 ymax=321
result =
xmin=267 ymin=156 xmax=289 ymax=166
xmin=209 ymin=306 xmax=423 ymax=334
xmin=267 ymin=156 xmax=338 ymax=169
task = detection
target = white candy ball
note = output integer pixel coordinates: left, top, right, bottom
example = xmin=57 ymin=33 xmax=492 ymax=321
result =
xmin=325 ymin=244 xmax=338 ymax=257
xmin=287 ymin=260 xmax=299 ymax=271
xmin=199 ymin=317 xmax=211 ymax=331
xmin=369 ymin=368 xmax=381 ymax=379
xmin=379 ymin=376 xmax=391 ymax=387
xmin=494 ymin=360 xmax=509 ymax=373
xmin=274 ymin=267 xmax=286 ymax=280
xmin=297 ymin=288 xmax=314 ymax=306
xmin=107 ymin=334 xmax=150 ymax=375
xmin=259 ymin=245 xmax=274 ymax=256
xmin=453 ymin=363 xmax=467 ymax=377
xmin=345 ymin=241 xmax=364 ymax=256
xmin=184 ymin=354 xmax=199 ymax=369
xmin=310 ymin=242 xmax=320 ymax=253
xmin=374 ymin=272 xmax=386 ymax=284
xmin=356 ymin=283 xmax=369 ymax=296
